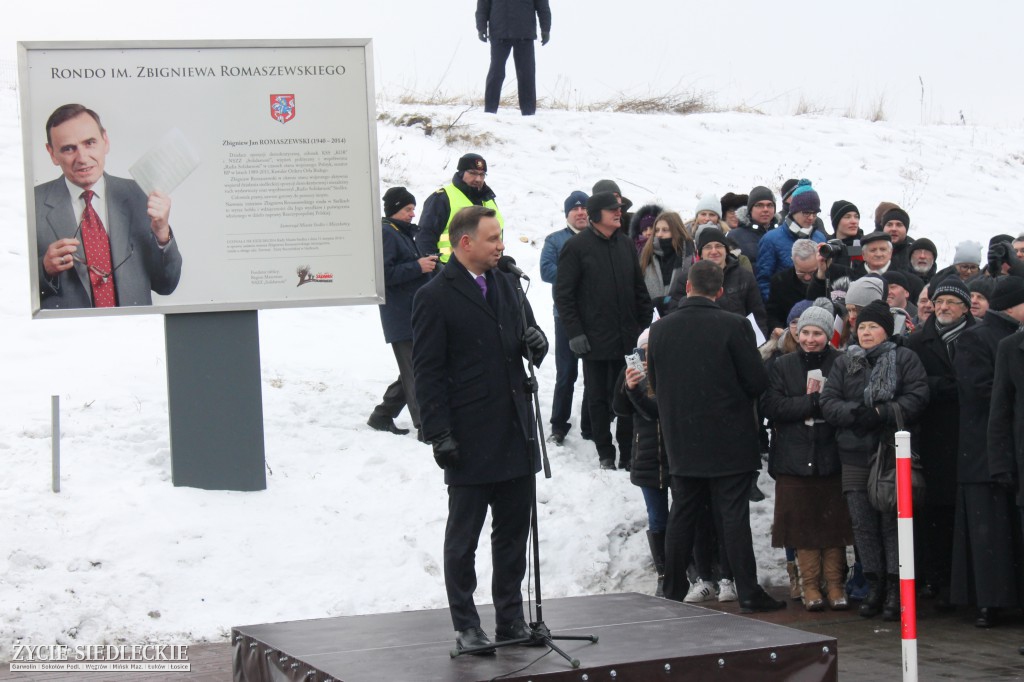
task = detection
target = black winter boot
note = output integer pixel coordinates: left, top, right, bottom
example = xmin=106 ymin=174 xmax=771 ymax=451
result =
xmin=882 ymin=574 xmax=901 ymax=621
xmin=647 ymin=530 xmax=666 ymax=598
xmin=859 ymin=573 xmax=885 ymax=618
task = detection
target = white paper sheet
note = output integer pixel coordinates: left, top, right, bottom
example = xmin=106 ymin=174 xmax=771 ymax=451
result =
xmin=129 ymin=128 xmax=201 ymax=195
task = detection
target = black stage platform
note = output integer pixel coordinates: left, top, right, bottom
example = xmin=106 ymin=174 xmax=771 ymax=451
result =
xmin=233 ymin=592 xmax=837 ymax=681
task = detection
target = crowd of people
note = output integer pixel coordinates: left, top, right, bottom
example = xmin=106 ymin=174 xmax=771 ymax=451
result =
xmin=369 ymin=151 xmax=1024 ymax=653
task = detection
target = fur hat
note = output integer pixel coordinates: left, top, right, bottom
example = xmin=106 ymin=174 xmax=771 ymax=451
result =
xmin=857 ymin=300 xmax=895 ymax=339
xmin=720 ymin=192 xmax=748 ymax=216
xmin=382 ymin=186 xmax=416 ymax=217
xmin=797 ymin=304 xmax=835 ymax=335
xmin=629 ymin=203 xmax=664 ymax=239
xmin=845 ymin=275 xmax=886 ymax=307
xmin=457 ymin=153 xmax=487 ymax=173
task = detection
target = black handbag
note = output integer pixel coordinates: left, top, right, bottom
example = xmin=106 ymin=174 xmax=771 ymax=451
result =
xmin=866 ymin=403 xmax=926 ymax=512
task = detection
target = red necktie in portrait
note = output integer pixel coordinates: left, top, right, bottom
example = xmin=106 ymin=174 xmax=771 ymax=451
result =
xmin=80 ymin=190 xmax=116 ymax=307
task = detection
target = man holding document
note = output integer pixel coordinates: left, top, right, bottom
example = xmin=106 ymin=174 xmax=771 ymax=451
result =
xmin=35 ymin=103 xmax=183 ymax=309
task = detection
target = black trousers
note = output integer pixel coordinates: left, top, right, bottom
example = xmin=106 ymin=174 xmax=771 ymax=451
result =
xmin=444 ymin=475 xmax=533 ymax=631
xmin=550 ymin=315 xmax=590 ymax=437
xmin=484 ymin=39 xmax=536 ymax=115
xmin=582 ymin=358 xmax=633 ymax=464
xmin=370 ymin=340 xmax=420 ymax=428
xmin=664 ymin=473 xmax=759 ymax=602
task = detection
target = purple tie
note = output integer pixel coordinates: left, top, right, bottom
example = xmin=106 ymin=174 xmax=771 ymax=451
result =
xmin=475 ymin=274 xmax=487 ymax=299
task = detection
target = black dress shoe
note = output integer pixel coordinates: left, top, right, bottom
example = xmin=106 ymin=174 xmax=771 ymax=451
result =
xmin=495 ymin=619 xmax=542 ymax=646
xmin=455 ymin=627 xmax=495 ymax=655
xmin=548 ymin=432 xmax=566 ymax=446
xmin=367 ymin=415 xmax=410 ymax=435
xmin=739 ymin=588 xmax=787 ymax=613
xmin=599 ymin=459 xmax=616 ymax=470
xmin=975 ymin=607 xmax=998 ymax=628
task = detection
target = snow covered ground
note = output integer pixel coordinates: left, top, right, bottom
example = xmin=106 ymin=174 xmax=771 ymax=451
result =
xmin=2 ymin=85 xmax=1023 ymax=657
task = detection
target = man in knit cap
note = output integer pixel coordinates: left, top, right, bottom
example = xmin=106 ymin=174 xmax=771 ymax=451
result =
xmin=727 ymin=186 xmax=778 ymax=267
xmin=885 ymin=270 xmax=918 ymax=318
xmin=756 ymin=179 xmax=827 ymax=300
xmin=907 ymin=276 xmax=976 ymax=606
xmin=879 ymin=206 xmax=915 ymax=272
xmin=908 ymin=238 xmax=939 ymax=284
xmin=416 ymin=153 xmax=503 ymax=263
xmin=540 ymin=191 xmax=591 ymax=445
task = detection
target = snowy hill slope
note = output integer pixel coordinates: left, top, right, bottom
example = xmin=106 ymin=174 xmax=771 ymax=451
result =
xmin=2 ymin=89 xmax=1023 ymax=655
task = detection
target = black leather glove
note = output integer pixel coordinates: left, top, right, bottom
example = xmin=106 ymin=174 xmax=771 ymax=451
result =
xmin=524 ymin=326 xmax=548 ymax=362
xmin=988 ymin=243 xmax=1008 ymax=276
xmin=541 ymin=31 xmax=550 ymax=46
xmin=478 ymin=30 xmax=488 ymax=43
xmin=852 ymin=405 xmax=883 ymax=434
xmin=568 ymin=334 xmax=591 ymax=356
xmin=431 ymin=432 xmax=459 ymax=470
xmin=993 ymin=471 xmax=1017 ymax=492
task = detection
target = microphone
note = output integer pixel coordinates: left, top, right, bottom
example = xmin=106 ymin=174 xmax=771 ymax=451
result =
xmin=497 ymin=255 xmax=530 ymax=281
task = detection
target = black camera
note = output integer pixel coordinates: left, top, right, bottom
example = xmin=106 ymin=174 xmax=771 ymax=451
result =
xmin=818 ymin=240 xmax=847 ymax=260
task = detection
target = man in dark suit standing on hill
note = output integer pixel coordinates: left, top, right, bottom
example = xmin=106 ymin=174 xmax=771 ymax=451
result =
xmin=413 ymin=205 xmax=548 ymax=654
xmin=476 ymin=0 xmax=551 ymax=115
xmin=648 ymin=260 xmax=785 ymax=613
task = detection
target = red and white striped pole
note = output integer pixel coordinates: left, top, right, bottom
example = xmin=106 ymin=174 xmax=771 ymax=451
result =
xmin=895 ymin=429 xmax=917 ymax=682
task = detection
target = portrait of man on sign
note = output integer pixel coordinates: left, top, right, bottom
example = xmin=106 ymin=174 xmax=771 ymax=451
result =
xmin=35 ymin=103 xmax=183 ymax=310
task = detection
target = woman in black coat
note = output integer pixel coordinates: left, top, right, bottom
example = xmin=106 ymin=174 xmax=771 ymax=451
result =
xmin=368 ymin=188 xmax=437 ymax=436
xmin=820 ymin=300 xmax=929 ymax=621
xmin=762 ymin=305 xmax=853 ymax=611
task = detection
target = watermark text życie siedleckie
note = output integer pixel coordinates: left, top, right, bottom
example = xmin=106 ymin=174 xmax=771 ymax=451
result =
xmin=10 ymin=644 xmax=190 ymax=673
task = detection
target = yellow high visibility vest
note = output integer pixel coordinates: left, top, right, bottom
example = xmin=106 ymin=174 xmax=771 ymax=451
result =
xmin=436 ymin=184 xmax=504 ymax=263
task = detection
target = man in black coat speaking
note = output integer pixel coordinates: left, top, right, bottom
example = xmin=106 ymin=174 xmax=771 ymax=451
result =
xmin=648 ymin=260 xmax=785 ymax=613
xmin=412 ymin=205 xmax=548 ymax=653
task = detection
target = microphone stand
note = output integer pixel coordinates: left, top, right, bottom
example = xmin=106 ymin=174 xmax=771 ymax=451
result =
xmin=450 ymin=265 xmax=598 ymax=668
